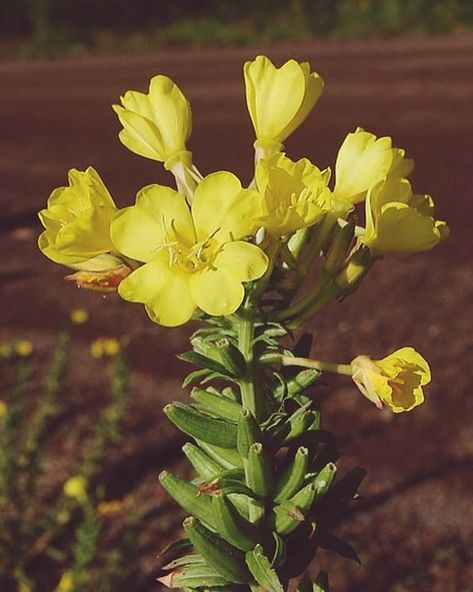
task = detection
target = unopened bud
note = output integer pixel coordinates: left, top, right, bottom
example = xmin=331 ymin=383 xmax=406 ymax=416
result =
xmin=65 ymin=264 xmax=131 ymax=293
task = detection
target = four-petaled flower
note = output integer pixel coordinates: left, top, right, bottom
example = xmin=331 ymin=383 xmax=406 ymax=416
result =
xmin=244 ymin=56 xmax=324 ymax=159
xmin=111 ymin=172 xmax=268 ymax=326
xmin=113 ymin=75 xmax=192 ymax=167
xmin=360 ymin=177 xmax=449 ymax=256
xmin=38 ymin=167 xmax=120 ymax=271
xmin=333 ymin=127 xmax=414 ymax=206
xmin=255 ymin=154 xmax=332 ymax=236
xmin=351 ymin=347 xmax=431 ymax=413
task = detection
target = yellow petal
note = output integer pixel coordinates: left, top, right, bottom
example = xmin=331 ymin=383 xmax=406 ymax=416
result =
xmin=113 ymin=105 xmax=165 ymax=161
xmin=114 ymin=75 xmax=192 ymax=163
xmin=191 ymin=171 xmax=261 ymax=243
xmin=279 ymin=67 xmax=324 ymax=141
xmin=111 ymin=184 xmax=195 ymax=262
xmin=118 ymin=256 xmax=196 ymax=327
xmin=244 ymin=56 xmax=306 ymax=142
xmin=189 ymin=242 xmax=267 ymax=316
xmin=334 ymin=128 xmax=393 ymax=204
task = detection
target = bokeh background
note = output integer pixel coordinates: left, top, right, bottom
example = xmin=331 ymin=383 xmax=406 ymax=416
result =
xmin=1 ymin=2 xmax=473 ymax=591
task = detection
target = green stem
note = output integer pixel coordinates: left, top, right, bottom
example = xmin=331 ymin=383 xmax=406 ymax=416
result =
xmin=280 ymin=355 xmax=352 ymax=376
xmin=236 ymin=306 xmax=261 ymax=421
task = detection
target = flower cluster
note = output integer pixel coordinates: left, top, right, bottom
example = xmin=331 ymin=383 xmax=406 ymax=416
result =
xmin=38 ymin=55 xmax=448 ymax=414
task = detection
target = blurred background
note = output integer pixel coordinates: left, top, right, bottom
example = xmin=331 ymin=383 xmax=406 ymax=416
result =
xmin=2 ymin=0 xmax=473 ymax=58
xmin=1 ymin=1 xmax=473 ymax=591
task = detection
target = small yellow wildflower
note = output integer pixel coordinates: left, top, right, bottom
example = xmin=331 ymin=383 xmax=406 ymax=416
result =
xmin=361 ymin=177 xmax=449 ymax=256
xmin=70 ymin=308 xmax=89 ymax=325
xmin=333 ymin=127 xmax=414 ymax=205
xmin=255 ymin=154 xmax=332 ymax=236
xmin=351 ymin=347 xmax=431 ymax=413
xmin=90 ymin=338 xmax=121 ymax=358
xmin=55 ymin=573 xmax=74 ymax=592
xmin=63 ymin=475 xmax=88 ymax=504
xmin=244 ymin=56 xmax=324 ymax=159
xmin=14 ymin=340 xmax=33 ymax=357
xmin=38 ymin=167 xmax=120 ymax=270
xmin=111 ymin=172 xmax=268 ymax=326
xmin=113 ymin=75 xmax=191 ymax=167
xmin=0 ymin=401 xmax=7 ymax=418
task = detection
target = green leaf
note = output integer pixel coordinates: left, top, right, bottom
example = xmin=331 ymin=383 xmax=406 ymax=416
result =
xmin=245 ymin=544 xmax=283 ymax=592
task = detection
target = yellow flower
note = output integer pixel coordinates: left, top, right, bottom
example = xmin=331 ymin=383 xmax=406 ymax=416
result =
xmin=90 ymin=338 xmax=120 ymax=358
xmin=63 ymin=475 xmax=88 ymax=504
xmin=0 ymin=400 xmax=7 ymax=418
xmin=70 ymin=308 xmax=88 ymax=325
xmin=111 ymin=172 xmax=268 ymax=326
xmin=55 ymin=573 xmax=74 ymax=592
xmin=255 ymin=154 xmax=332 ymax=236
xmin=351 ymin=347 xmax=431 ymax=413
xmin=333 ymin=127 xmax=414 ymax=205
xmin=244 ymin=56 xmax=323 ymax=158
xmin=14 ymin=340 xmax=33 ymax=357
xmin=38 ymin=167 xmax=119 ymax=270
xmin=361 ymin=177 xmax=449 ymax=256
xmin=113 ymin=75 xmax=191 ymax=167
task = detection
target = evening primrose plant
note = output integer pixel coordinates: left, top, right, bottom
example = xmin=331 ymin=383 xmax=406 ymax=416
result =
xmin=38 ymin=55 xmax=448 ymax=590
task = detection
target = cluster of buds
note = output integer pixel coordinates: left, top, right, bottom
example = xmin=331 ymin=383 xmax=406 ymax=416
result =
xmin=37 ymin=55 xmax=447 ymax=589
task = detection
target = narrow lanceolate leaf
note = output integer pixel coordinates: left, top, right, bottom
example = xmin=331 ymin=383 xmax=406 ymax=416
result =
xmin=191 ymin=388 xmax=242 ymax=422
xmin=282 ymin=410 xmax=318 ymax=444
xmin=313 ymin=462 xmax=337 ymax=497
xmin=212 ymin=491 xmax=260 ymax=551
xmin=191 ymin=336 xmax=246 ymax=377
xmin=272 ymin=483 xmax=317 ymax=535
xmin=159 ymin=472 xmax=215 ymax=529
xmin=273 ymin=446 xmax=309 ymax=502
xmin=246 ymin=442 xmax=273 ymax=498
xmin=157 ymin=562 xmax=231 ymax=588
xmin=196 ymin=440 xmax=243 ymax=469
xmin=285 ymin=368 xmax=320 ymax=396
xmin=162 ymin=553 xmax=206 ymax=570
xmin=182 ymin=443 xmax=223 ymax=480
xmin=270 ymin=531 xmax=286 ymax=567
xmin=179 ymin=350 xmax=232 ymax=375
xmin=157 ymin=538 xmax=192 ymax=568
xmin=245 ymin=544 xmax=283 ymax=592
xmin=237 ymin=410 xmax=263 ymax=459
xmin=184 ymin=517 xmax=251 ymax=584
xmin=164 ymin=402 xmax=237 ymax=449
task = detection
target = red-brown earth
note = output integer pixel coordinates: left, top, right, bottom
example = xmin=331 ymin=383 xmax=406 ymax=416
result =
xmin=1 ymin=34 xmax=473 ymax=591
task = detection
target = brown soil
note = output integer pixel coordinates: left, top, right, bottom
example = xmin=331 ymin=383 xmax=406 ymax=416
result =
xmin=1 ymin=34 xmax=473 ymax=591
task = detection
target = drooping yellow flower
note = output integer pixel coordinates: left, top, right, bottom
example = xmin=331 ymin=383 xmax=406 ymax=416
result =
xmin=360 ymin=177 xmax=449 ymax=256
xmin=244 ymin=56 xmax=324 ymax=158
xmin=111 ymin=172 xmax=268 ymax=326
xmin=38 ymin=167 xmax=120 ymax=271
xmin=255 ymin=154 xmax=332 ymax=236
xmin=113 ymin=75 xmax=191 ymax=166
xmin=351 ymin=347 xmax=431 ymax=413
xmin=333 ymin=127 xmax=414 ymax=205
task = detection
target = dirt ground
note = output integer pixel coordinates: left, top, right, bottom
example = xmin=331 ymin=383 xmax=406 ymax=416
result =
xmin=1 ymin=34 xmax=473 ymax=591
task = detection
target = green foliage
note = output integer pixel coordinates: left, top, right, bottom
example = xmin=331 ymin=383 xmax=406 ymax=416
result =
xmin=2 ymin=0 xmax=472 ymax=60
xmin=0 ymin=325 xmax=134 ymax=592
xmin=158 ymin=312 xmax=367 ymax=590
